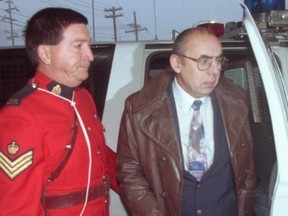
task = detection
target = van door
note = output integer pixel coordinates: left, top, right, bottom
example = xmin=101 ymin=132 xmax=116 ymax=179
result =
xmin=242 ymin=3 xmax=288 ymax=216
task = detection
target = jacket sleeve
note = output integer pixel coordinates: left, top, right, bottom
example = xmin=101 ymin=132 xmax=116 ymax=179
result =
xmin=236 ymin=115 xmax=257 ymax=216
xmin=116 ymin=99 xmax=165 ymax=216
xmin=105 ymin=145 xmax=120 ymax=193
xmin=0 ymin=106 xmax=45 ymax=215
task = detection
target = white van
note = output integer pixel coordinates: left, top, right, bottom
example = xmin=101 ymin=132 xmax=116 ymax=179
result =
xmin=0 ymin=4 xmax=287 ymax=216
xmin=103 ymin=5 xmax=288 ymax=215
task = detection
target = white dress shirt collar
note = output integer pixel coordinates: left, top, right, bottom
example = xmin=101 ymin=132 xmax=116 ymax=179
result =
xmin=172 ymin=78 xmax=208 ymax=109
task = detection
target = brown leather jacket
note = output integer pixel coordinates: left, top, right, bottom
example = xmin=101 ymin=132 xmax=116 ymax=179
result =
xmin=116 ymin=69 xmax=256 ymax=216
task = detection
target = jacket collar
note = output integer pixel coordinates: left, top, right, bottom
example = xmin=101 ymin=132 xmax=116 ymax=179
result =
xmin=214 ymin=77 xmax=249 ymax=153
xmin=132 ymin=68 xmax=174 ymax=113
xmin=132 ymin=68 xmax=183 ymax=165
xmin=132 ymin=68 xmax=248 ymax=162
xmin=32 ymin=71 xmax=74 ymax=100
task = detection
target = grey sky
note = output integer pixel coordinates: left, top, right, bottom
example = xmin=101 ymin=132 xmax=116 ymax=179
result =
xmin=0 ymin=0 xmax=287 ymax=46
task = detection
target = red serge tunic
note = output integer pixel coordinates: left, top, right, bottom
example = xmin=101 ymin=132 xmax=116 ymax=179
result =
xmin=0 ymin=71 xmax=117 ymax=215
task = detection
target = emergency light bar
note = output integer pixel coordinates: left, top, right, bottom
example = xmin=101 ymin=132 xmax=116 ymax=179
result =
xmin=197 ymin=22 xmax=224 ymax=37
xmin=268 ymin=10 xmax=288 ymax=27
xmin=244 ymin=0 xmax=285 ymax=14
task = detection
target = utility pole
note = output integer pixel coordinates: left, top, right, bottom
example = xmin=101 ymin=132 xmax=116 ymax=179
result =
xmin=92 ymin=0 xmax=96 ymax=42
xmin=1 ymin=0 xmax=19 ymax=46
xmin=125 ymin=11 xmax=147 ymax=41
xmin=153 ymin=0 xmax=158 ymax=40
xmin=172 ymin=30 xmax=179 ymax=40
xmin=104 ymin=7 xmax=123 ymax=41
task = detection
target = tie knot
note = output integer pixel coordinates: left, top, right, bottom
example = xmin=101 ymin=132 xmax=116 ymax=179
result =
xmin=192 ymin=100 xmax=202 ymax=111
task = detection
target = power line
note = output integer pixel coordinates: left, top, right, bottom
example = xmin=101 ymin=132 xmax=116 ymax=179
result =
xmin=104 ymin=7 xmax=123 ymax=42
xmin=0 ymin=15 xmax=25 ymax=27
xmin=0 ymin=0 xmax=19 ymax=46
xmin=125 ymin=11 xmax=147 ymax=41
xmin=0 ymin=1 xmax=151 ymax=44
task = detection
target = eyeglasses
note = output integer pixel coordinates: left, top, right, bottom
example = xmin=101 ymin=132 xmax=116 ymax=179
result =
xmin=177 ymin=54 xmax=229 ymax=71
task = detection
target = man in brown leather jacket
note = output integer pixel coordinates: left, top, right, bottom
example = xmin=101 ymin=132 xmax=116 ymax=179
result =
xmin=116 ymin=27 xmax=256 ymax=216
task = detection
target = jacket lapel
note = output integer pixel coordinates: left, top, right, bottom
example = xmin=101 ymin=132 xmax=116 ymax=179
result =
xmin=215 ymin=78 xmax=249 ymax=154
xmin=136 ymin=70 xmax=183 ymax=166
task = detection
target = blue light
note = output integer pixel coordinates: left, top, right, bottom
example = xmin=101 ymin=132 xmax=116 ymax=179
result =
xmin=244 ymin=0 xmax=285 ymax=13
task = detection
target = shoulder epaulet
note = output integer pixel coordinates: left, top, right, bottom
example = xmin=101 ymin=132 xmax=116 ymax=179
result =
xmin=6 ymin=83 xmax=38 ymax=106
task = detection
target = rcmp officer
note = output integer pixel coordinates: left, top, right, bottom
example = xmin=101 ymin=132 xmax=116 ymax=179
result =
xmin=0 ymin=8 xmax=118 ymax=215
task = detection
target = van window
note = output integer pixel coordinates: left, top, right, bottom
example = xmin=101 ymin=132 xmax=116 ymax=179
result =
xmin=81 ymin=44 xmax=115 ymax=119
xmin=145 ymin=51 xmax=171 ymax=80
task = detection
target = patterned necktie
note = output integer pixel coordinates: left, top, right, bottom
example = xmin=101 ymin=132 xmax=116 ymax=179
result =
xmin=187 ymin=100 xmax=208 ymax=181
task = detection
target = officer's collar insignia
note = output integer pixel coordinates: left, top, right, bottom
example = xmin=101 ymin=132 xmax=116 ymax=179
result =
xmin=51 ymin=84 xmax=62 ymax=95
xmin=7 ymin=141 xmax=20 ymax=155
xmin=47 ymin=81 xmax=73 ymax=100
